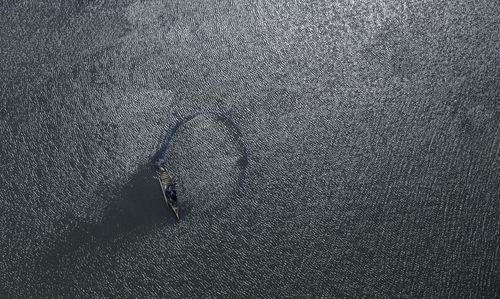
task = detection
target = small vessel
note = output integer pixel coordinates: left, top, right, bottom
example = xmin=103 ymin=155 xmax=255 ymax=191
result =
xmin=157 ymin=162 xmax=180 ymax=220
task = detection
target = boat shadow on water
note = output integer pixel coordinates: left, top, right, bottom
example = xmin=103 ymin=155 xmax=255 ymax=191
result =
xmin=38 ymin=163 xmax=189 ymax=289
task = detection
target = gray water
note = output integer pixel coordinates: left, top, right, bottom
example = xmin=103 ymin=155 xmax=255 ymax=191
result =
xmin=1 ymin=1 xmax=499 ymax=297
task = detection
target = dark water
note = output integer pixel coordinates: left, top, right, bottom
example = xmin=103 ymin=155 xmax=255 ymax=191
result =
xmin=1 ymin=1 xmax=499 ymax=297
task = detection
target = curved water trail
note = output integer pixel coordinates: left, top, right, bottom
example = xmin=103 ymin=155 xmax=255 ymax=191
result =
xmin=153 ymin=109 xmax=253 ymax=219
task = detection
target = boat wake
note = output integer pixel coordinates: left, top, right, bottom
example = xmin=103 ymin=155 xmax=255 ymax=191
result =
xmin=153 ymin=109 xmax=252 ymax=220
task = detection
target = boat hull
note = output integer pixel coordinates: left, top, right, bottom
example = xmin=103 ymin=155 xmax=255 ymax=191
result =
xmin=158 ymin=168 xmax=179 ymax=220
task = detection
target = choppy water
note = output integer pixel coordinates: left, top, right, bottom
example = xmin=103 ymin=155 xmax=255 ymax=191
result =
xmin=1 ymin=1 xmax=499 ymax=297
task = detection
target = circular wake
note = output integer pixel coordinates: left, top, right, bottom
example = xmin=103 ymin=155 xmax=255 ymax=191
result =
xmin=154 ymin=111 xmax=250 ymax=218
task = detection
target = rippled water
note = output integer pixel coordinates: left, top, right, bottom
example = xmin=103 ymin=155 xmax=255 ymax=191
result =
xmin=1 ymin=1 xmax=499 ymax=297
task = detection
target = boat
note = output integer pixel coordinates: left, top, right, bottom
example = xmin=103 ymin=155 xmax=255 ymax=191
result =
xmin=157 ymin=163 xmax=180 ymax=220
